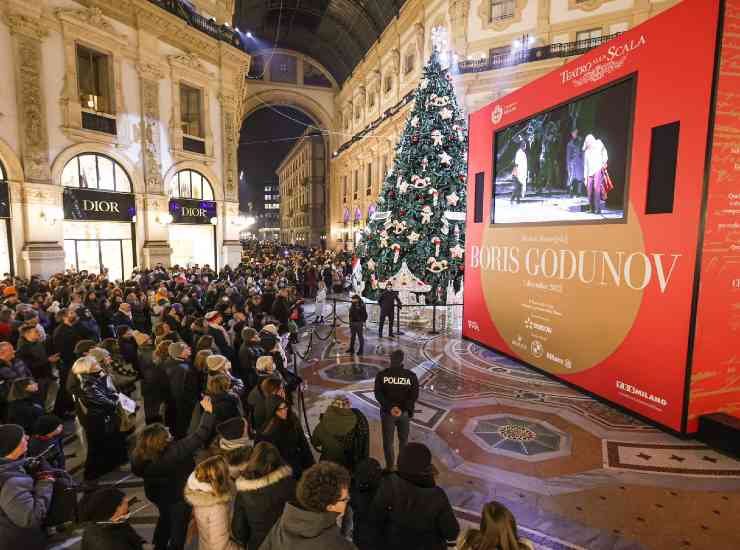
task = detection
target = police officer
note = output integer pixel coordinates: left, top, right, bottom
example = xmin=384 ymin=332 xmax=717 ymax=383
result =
xmin=373 ymin=350 xmax=419 ymax=470
xmin=378 ymin=283 xmax=402 ymax=338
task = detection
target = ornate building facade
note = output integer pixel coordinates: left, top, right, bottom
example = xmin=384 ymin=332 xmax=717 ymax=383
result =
xmin=277 ymin=129 xmax=326 ymax=246
xmin=328 ymin=0 xmax=680 ymax=250
xmin=0 ymin=0 xmax=249 ymax=278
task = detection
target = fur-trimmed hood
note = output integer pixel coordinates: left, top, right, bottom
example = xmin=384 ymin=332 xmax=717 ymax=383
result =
xmin=183 ymin=472 xmax=235 ymax=507
xmin=235 ymin=465 xmax=292 ymax=492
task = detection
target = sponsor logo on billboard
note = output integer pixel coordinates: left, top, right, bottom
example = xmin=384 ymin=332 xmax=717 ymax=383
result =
xmin=511 ymin=334 xmax=527 ymax=351
xmin=525 ymin=317 xmax=552 ymax=334
xmin=546 ymin=351 xmax=571 ymax=369
xmin=467 ymin=320 xmax=480 ymax=332
xmin=530 ymin=340 xmax=544 ymax=358
xmin=492 ymin=105 xmax=503 ymax=124
xmin=616 ymin=380 xmax=668 ymax=407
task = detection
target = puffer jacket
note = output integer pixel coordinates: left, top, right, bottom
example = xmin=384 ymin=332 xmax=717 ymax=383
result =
xmin=259 ymin=502 xmax=356 ymax=550
xmin=232 ymin=466 xmax=295 ymax=550
xmin=183 ymin=473 xmax=243 ymax=550
xmin=0 ymin=457 xmax=54 ymax=550
xmin=310 ymin=406 xmax=357 ymax=467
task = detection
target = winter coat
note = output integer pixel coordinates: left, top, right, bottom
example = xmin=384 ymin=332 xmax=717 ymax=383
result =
xmin=208 ymin=325 xmax=235 ymax=364
xmin=111 ymin=312 xmax=134 ymax=330
xmin=0 ymin=359 xmax=33 ymax=386
xmin=258 ymin=416 xmax=315 ymax=480
xmin=258 ymin=502 xmax=356 ymax=550
xmin=131 ymin=412 xmax=215 ymax=509
xmin=349 ymin=303 xmax=368 ymax=324
xmin=454 ymin=532 xmax=534 ymax=550
xmin=378 ymin=290 xmax=402 ymax=315
xmin=310 ymin=406 xmax=357 ymax=467
xmin=164 ymin=357 xmax=196 ymax=437
xmin=16 ymin=340 xmax=54 ymax=380
xmin=77 ymin=373 xmax=118 ymax=431
xmin=232 ymin=466 xmax=295 ymax=550
xmin=371 ymin=473 xmax=459 ymax=550
xmin=349 ymin=462 xmax=384 ymax=550
xmin=184 ymin=473 xmax=243 ymax=550
xmin=237 ymin=343 xmax=262 ymax=391
xmin=81 ymin=521 xmax=145 ymax=550
xmin=137 ymin=345 xmax=170 ymax=421
xmin=0 ymin=457 xmax=54 ymax=550
xmin=52 ymin=323 xmax=87 ymax=370
xmin=211 ymin=391 xmax=243 ymax=425
xmin=373 ymin=366 xmax=419 ymax=416
xmin=246 ymin=384 xmax=281 ymax=434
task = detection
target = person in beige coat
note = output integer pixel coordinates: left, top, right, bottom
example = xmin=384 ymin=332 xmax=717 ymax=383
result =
xmin=184 ymin=455 xmax=244 ymax=550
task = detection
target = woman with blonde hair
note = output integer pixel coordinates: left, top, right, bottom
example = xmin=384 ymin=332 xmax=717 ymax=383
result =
xmin=457 ymin=501 xmax=533 ymax=550
xmin=185 ymin=455 xmax=243 ymax=550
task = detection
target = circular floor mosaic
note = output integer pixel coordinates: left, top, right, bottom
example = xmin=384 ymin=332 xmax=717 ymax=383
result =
xmin=319 ymin=362 xmax=383 ymax=384
xmin=464 ymin=414 xmax=572 ymax=462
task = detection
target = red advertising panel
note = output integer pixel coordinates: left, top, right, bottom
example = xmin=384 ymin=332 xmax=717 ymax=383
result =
xmin=464 ymin=0 xmax=721 ymax=432
xmin=688 ymin=0 xmax=740 ymax=432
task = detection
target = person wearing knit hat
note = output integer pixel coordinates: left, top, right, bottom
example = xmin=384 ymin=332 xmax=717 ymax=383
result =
xmin=88 ymin=347 xmax=112 ymax=366
xmin=214 ymin=417 xmax=252 ymax=477
xmin=168 ymin=341 xmax=190 ymax=361
xmin=74 ymin=339 xmax=97 ymax=357
xmin=206 ymin=354 xmax=230 ymax=373
xmin=79 ymin=489 xmax=145 ymax=550
xmin=0 ymin=423 xmax=56 ymax=549
xmin=374 ymin=348 xmax=420 ymax=471
xmin=373 ymin=441 xmax=459 ymax=550
xmin=311 ymin=394 xmax=363 ymax=469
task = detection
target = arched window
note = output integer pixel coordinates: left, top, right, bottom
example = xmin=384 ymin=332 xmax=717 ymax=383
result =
xmin=61 ymin=153 xmax=132 ymax=192
xmin=169 ymin=169 xmax=214 ymax=200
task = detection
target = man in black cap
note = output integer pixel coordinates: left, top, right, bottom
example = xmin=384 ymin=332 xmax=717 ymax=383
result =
xmin=0 ymin=424 xmax=55 ymax=549
xmin=373 ymin=350 xmax=419 ymax=470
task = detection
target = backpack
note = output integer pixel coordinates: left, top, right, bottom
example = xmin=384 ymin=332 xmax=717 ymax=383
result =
xmin=341 ymin=409 xmax=370 ymax=470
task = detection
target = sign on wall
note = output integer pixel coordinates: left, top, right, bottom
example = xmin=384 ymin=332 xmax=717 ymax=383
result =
xmin=169 ymin=198 xmax=217 ymax=225
xmin=63 ymin=188 xmax=135 ymax=222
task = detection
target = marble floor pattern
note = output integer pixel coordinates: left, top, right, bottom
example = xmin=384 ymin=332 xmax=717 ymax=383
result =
xmin=51 ymin=308 xmax=740 ymax=550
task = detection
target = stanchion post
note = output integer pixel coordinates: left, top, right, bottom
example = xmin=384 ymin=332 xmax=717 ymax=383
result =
xmin=332 ymin=297 xmax=337 ymax=330
xmin=396 ymin=303 xmax=404 ymax=336
xmin=429 ymin=303 xmax=440 ymax=335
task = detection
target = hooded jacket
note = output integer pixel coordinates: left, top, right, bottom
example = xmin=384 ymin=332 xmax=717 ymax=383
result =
xmin=232 ymin=465 xmax=295 ymax=550
xmin=310 ymin=406 xmax=357 ymax=467
xmin=258 ymin=501 xmax=357 ymax=550
xmin=0 ymin=457 xmax=54 ymax=550
xmin=184 ymin=473 xmax=242 ymax=550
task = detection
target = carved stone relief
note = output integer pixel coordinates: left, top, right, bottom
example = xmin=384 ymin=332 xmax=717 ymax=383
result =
xmin=140 ymin=77 xmax=163 ymax=194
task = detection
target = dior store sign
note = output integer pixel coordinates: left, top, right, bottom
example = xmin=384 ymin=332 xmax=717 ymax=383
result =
xmin=169 ymin=198 xmax=217 ymax=225
xmin=63 ymin=188 xmax=136 ymax=222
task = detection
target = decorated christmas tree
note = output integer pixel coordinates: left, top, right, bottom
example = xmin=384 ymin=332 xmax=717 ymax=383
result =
xmin=359 ymin=48 xmax=467 ymax=304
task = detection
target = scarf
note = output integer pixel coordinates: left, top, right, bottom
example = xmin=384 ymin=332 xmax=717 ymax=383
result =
xmin=220 ymin=435 xmax=250 ymax=451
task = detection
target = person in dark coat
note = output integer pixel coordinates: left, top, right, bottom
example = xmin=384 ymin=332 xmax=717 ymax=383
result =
xmin=259 ymin=461 xmax=355 ymax=550
xmin=117 ymin=326 xmax=138 ymax=369
xmin=345 ymin=295 xmax=367 ymax=356
xmin=111 ymin=303 xmax=134 ymax=331
xmin=373 ymin=349 xmax=419 ymax=470
xmin=134 ymin=332 xmax=169 ymax=424
xmin=247 ymin=375 xmax=283 ymax=435
xmin=371 ymin=443 xmax=459 ymax=550
xmin=258 ymin=399 xmax=314 ymax=481
xmin=16 ymin=326 xmax=60 ymax=413
xmin=349 ymin=458 xmax=384 ymax=550
xmin=232 ymin=441 xmax=296 ymax=550
xmin=205 ymin=311 xmax=235 ymax=364
xmin=73 ymin=357 xmax=128 ymax=480
xmin=0 ymin=424 xmax=55 ymax=550
xmin=237 ymin=327 xmax=262 ymax=392
xmin=270 ymin=288 xmax=291 ymax=331
xmin=207 ymin=373 xmax=242 ymax=425
xmin=163 ymin=341 xmax=194 ymax=439
xmin=52 ymin=309 xmax=88 ymax=415
xmin=78 ymin=488 xmax=144 ymax=550
xmin=131 ymin=397 xmax=215 ymax=550
xmin=377 ymin=285 xmax=402 ymax=338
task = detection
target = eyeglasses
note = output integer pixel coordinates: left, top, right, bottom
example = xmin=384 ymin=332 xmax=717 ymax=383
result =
xmin=336 ymin=496 xmax=350 ymax=503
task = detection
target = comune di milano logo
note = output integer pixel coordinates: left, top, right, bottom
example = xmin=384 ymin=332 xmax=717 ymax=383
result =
xmin=530 ymin=340 xmax=544 ymax=358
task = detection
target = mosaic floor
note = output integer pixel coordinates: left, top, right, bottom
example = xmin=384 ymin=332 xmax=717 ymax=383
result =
xmin=52 ymin=310 xmax=740 ymax=550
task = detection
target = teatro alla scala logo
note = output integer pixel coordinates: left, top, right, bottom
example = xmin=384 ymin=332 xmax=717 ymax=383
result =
xmin=492 ymin=104 xmax=503 ymax=124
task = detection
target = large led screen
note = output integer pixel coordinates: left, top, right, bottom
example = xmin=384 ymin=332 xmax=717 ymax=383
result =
xmin=492 ymin=77 xmax=635 ymax=225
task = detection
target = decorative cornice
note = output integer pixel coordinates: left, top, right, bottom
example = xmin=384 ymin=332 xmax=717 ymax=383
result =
xmin=55 ymin=6 xmax=127 ymax=44
xmin=136 ymin=61 xmax=165 ymax=81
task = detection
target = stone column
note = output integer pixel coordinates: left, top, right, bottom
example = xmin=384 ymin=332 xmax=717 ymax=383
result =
xmin=4 ymin=10 xmax=65 ymax=276
xmin=141 ymin=195 xmax=172 ymax=268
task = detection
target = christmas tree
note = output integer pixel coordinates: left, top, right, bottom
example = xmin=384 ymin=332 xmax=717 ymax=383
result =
xmin=359 ymin=48 xmax=467 ymax=304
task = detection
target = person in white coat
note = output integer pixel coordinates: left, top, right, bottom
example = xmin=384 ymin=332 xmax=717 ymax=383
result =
xmin=314 ymin=281 xmax=328 ymax=324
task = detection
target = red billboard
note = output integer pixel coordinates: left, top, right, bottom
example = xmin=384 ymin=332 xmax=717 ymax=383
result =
xmin=464 ymin=0 xmax=724 ymax=433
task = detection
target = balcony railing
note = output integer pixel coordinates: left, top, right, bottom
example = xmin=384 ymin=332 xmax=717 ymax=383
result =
xmin=148 ymin=0 xmax=243 ymax=49
xmin=457 ymin=32 xmax=623 ymax=74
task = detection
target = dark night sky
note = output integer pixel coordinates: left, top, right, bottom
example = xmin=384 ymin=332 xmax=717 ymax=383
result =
xmin=238 ymin=106 xmax=315 ymax=211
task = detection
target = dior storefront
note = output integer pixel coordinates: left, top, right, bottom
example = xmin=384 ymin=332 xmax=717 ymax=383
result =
xmin=61 ymin=153 xmax=136 ymax=281
xmin=168 ymin=169 xmax=218 ymax=269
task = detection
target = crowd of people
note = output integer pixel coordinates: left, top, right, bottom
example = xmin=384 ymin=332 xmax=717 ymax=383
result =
xmin=0 ymin=243 xmax=534 ymax=550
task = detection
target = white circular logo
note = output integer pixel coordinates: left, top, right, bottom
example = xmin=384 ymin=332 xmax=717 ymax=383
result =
xmin=492 ymin=104 xmax=503 ymax=124
xmin=530 ymin=340 xmax=544 ymax=358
